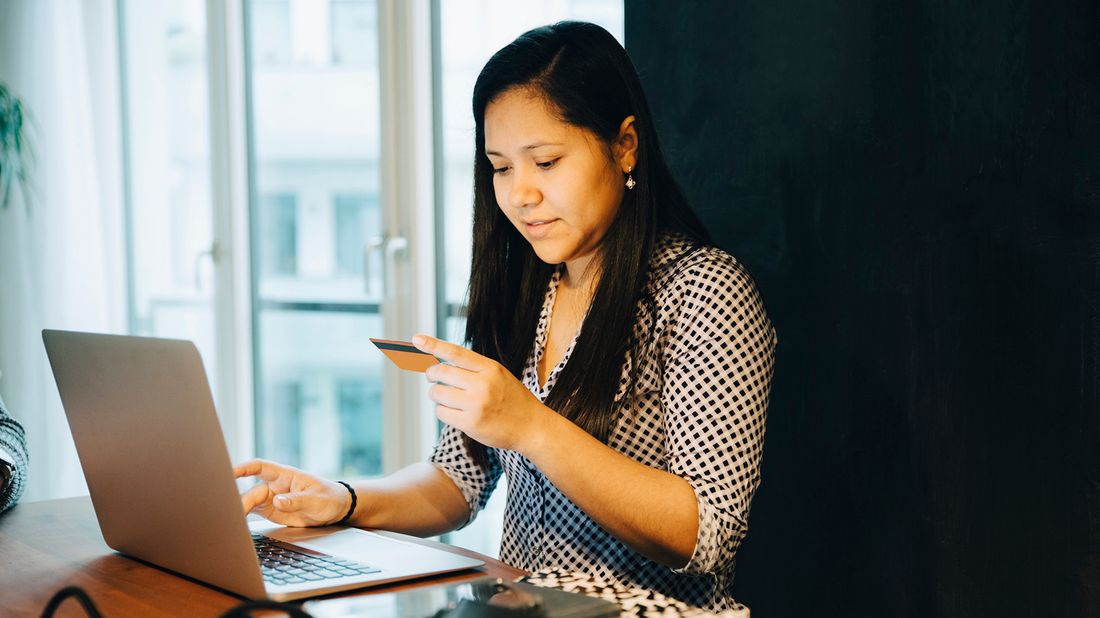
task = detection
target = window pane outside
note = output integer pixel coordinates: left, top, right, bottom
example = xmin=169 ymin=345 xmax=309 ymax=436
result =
xmin=256 ymin=310 xmax=383 ymax=476
xmin=247 ymin=0 xmax=385 ymax=480
xmin=120 ymin=0 xmax=219 ymax=390
xmin=261 ymin=193 xmax=298 ymax=276
xmin=437 ymin=0 xmax=624 ymax=558
xmin=333 ymin=194 xmax=377 ymax=276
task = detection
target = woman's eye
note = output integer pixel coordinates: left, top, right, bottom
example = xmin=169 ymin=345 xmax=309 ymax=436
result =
xmin=492 ymin=166 xmax=510 ymax=175
xmin=537 ymin=159 xmax=559 ymax=170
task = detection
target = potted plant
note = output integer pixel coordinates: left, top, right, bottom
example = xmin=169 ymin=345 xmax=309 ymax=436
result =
xmin=0 ymin=82 xmax=33 ymax=211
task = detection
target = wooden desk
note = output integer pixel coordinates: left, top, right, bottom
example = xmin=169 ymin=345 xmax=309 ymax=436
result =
xmin=0 ymin=497 xmax=522 ymax=617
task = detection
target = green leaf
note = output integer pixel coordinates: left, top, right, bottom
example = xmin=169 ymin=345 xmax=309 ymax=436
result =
xmin=0 ymin=81 xmax=32 ymax=211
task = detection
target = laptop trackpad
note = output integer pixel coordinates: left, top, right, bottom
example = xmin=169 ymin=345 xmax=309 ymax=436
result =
xmin=294 ymin=529 xmax=420 ymax=565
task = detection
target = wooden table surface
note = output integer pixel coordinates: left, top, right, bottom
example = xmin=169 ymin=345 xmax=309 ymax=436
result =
xmin=0 ymin=496 xmax=522 ymax=617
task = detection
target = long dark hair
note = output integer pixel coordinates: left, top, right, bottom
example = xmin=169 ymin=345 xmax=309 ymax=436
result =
xmin=464 ymin=21 xmax=711 ymax=465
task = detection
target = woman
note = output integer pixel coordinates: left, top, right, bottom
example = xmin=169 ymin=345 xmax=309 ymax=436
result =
xmin=237 ymin=21 xmax=776 ymax=610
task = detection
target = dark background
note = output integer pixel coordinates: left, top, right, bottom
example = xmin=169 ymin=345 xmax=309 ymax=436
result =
xmin=625 ymin=1 xmax=1100 ymax=616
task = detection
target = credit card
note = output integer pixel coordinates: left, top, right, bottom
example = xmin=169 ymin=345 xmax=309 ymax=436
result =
xmin=369 ymin=338 xmax=440 ymax=373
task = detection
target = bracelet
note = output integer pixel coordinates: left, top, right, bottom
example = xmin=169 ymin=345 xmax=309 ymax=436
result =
xmin=335 ymin=481 xmax=357 ymax=525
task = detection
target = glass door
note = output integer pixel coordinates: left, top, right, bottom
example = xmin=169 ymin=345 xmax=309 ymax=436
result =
xmin=120 ymin=0 xmax=219 ymax=400
xmin=244 ymin=0 xmax=388 ymax=478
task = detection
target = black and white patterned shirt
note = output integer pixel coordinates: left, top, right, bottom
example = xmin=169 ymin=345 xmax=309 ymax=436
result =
xmin=431 ymin=234 xmax=776 ymax=611
xmin=0 ymin=393 xmax=28 ymax=514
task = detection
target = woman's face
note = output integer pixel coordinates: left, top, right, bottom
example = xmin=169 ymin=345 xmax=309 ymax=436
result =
xmin=484 ymin=88 xmax=635 ymax=271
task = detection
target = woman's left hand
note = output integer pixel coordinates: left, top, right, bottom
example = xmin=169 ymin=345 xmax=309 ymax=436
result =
xmin=413 ymin=334 xmax=548 ymax=453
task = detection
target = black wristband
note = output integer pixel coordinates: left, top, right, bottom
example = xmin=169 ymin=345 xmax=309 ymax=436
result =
xmin=336 ymin=481 xmax=357 ymax=525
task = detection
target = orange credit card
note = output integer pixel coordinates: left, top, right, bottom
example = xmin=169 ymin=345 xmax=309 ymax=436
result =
xmin=369 ymin=338 xmax=441 ymax=373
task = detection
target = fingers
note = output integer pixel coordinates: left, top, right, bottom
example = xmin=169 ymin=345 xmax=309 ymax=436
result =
xmin=429 ymin=382 xmax=473 ymax=411
xmin=233 ymin=459 xmax=264 ymax=479
xmin=234 ymin=460 xmax=347 ymax=527
xmin=434 ymin=404 xmax=465 ymax=430
xmin=412 ymin=335 xmax=487 ymax=372
xmin=241 ymin=485 xmax=338 ymax=526
xmin=424 ymin=362 xmax=478 ymax=390
xmin=233 ymin=458 xmax=286 ymax=483
xmin=240 ymin=481 xmax=272 ymax=515
xmin=272 ymin=492 xmax=310 ymax=513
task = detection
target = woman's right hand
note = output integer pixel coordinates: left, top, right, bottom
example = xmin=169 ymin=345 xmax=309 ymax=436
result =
xmin=234 ymin=459 xmax=353 ymax=527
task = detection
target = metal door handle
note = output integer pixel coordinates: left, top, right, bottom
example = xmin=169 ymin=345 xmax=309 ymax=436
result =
xmin=194 ymin=241 xmax=222 ymax=291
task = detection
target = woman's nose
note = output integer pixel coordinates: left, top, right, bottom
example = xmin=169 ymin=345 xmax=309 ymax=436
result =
xmin=508 ymin=167 xmax=542 ymax=209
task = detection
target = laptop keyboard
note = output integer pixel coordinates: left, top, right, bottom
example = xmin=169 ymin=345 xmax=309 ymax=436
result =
xmin=252 ymin=533 xmax=381 ymax=586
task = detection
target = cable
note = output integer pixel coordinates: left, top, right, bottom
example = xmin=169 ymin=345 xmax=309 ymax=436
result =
xmin=219 ymin=600 xmax=314 ymax=618
xmin=39 ymin=585 xmax=314 ymax=618
xmin=40 ymin=587 xmax=104 ymax=618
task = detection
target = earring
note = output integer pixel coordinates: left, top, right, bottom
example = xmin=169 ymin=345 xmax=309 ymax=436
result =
xmin=625 ymin=165 xmax=636 ymax=190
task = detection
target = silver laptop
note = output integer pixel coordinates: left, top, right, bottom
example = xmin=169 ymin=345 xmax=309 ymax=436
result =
xmin=42 ymin=329 xmax=483 ymax=601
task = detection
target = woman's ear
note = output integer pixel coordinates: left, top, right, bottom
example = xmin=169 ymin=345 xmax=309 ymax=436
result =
xmin=615 ymin=115 xmax=638 ymax=172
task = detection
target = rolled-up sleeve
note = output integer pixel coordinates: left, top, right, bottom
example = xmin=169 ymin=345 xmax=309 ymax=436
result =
xmin=429 ymin=424 xmax=503 ymax=529
xmin=662 ymin=254 xmax=776 ymax=574
xmin=0 ymin=395 xmax=27 ymax=514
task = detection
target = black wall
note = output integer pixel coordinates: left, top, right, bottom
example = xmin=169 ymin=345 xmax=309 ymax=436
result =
xmin=625 ymin=2 xmax=1100 ymax=616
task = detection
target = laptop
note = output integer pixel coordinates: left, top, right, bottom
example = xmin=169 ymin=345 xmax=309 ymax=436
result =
xmin=42 ymin=329 xmax=483 ymax=601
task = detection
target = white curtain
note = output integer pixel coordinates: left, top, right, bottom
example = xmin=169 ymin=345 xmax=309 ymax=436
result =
xmin=0 ymin=0 xmax=127 ymax=501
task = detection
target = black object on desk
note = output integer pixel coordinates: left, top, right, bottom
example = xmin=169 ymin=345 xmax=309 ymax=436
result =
xmin=303 ymin=576 xmax=620 ymax=618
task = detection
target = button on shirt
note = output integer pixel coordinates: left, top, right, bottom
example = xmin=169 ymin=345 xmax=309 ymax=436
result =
xmin=430 ymin=234 xmax=777 ymax=611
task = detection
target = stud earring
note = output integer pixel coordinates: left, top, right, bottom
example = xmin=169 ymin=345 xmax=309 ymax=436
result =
xmin=625 ymin=165 xmax=636 ymax=190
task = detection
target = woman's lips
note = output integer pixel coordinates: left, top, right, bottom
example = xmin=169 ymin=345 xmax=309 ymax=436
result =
xmin=524 ymin=219 xmax=558 ymax=239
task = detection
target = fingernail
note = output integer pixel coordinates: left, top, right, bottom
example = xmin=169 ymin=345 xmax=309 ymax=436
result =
xmin=274 ymin=495 xmax=289 ymax=509
xmin=412 ymin=335 xmax=426 ymax=347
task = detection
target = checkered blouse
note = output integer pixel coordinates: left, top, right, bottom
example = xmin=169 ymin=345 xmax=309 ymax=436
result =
xmin=430 ymin=233 xmax=777 ymax=611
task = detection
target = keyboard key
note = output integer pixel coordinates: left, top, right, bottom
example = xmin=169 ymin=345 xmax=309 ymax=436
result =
xmin=252 ymin=534 xmax=380 ymax=582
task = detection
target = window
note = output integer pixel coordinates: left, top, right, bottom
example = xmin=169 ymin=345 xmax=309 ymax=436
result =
xmin=261 ymin=193 xmax=298 ymax=276
xmin=337 ymin=379 xmax=382 ymax=475
xmin=119 ymin=0 xmax=218 ymax=390
xmin=263 ymin=380 xmax=303 ymax=464
xmin=333 ymin=193 xmax=378 ymax=276
xmin=331 ymin=0 xmax=377 ymax=67
xmin=246 ymin=0 xmax=388 ymax=480
xmin=250 ymin=0 xmax=291 ymax=66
